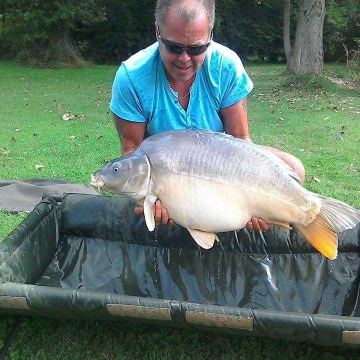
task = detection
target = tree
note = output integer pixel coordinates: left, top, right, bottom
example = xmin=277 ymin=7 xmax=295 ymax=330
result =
xmin=0 ymin=0 xmax=105 ymax=67
xmin=1 ymin=0 xmax=358 ymax=67
xmin=74 ymin=0 xmax=155 ymax=64
xmin=215 ymin=0 xmax=285 ymax=62
xmin=284 ymin=0 xmax=326 ymax=76
xmin=324 ymin=0 xmax=360 ymax=62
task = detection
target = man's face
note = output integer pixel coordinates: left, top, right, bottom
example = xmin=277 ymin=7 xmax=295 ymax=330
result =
xmin=157 ymin=7 xmax=211 ymax=83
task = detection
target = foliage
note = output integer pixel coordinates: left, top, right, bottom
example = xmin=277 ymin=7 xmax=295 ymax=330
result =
xmin=0 ymin=0 xmax=360 ymax=68
xmin=77 ymin=0 xmax=286 ymax=64
xmin=324 ymin=0 xmax=360 ymax=73
xmin=215 ymin=0 xmax=285 ymax=62
xmin=73 ymin=0 xmax=156 ymax=64
xmin=324 ymin=0 xmax=360 ymax=62
xmin=0 ymin=0 xmax=105 ymax=67
xmin=0 ymin=0 xmax=293 ymax=66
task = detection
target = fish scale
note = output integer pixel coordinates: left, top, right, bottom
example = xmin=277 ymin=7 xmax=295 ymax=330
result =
xmin=91 ymin=129 xmax=360 ymax=260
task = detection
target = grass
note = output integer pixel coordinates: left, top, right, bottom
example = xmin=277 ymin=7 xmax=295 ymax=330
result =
xmin=0 ymin=60 xmax=360 ymax=359
xmin=0 ymin=61 xmax=119 ymax=181
xmin=1 ymin=316 xmax=360 ymax=360
xmin=248 ymin=64 xmax=360 ymax=205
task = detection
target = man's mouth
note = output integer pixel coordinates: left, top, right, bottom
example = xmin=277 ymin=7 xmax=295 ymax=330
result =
xmin=175 ymin=64 xmax=191 ymax=72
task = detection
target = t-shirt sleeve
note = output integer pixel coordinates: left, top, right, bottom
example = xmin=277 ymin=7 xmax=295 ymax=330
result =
xmin=221 ymin=52 xmax=254 ymax=108
xmin=109 ymin=64 xmax=147 ymax=123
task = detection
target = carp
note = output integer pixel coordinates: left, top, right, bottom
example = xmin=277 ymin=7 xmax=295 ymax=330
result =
xmin=91 ymin=130 xmax=360 ymax=260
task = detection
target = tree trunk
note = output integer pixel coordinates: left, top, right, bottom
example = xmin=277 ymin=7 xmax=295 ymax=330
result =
xmin=52 ymin=36 xmax=85 ymax=65
xmin=284 ymin=0 xmax=326 ymax=76
xmin=283 ymin=0 xmax=292 ymax=61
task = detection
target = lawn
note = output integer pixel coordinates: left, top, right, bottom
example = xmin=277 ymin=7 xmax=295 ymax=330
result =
xmin=0 ymin=60 xmax=359 ymax=359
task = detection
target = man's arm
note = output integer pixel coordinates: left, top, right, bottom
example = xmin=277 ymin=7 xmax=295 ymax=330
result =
xmin=221 ymin=98 xmax=251 ymax=141
xmin=113 ymin=114 xmax=147 ymax=155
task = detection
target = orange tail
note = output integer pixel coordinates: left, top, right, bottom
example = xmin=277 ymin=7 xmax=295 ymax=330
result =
xmin=296 ymin=195 xmax=360 ymax=260
xmin=296 ymin=214 xmax=338 ymax=260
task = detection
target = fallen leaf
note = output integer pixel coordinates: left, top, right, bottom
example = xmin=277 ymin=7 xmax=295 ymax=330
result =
xmin=69 ymin=136 xmax=78 ymax=140
xmin=311 ymin=176 xmax=321 ymax=183
xmin=11 ymin=137 xmax=16 ymax=142
xmin=61 ymin=112 xmax=86 ymax=121
xmin=35 ymin=164 xmax=45 ymax=170
xmin=62 ymin=112 xmax=75 ymax=121
xmin=97 ymin=135 xmax=104 ymax=140
xmin=0 ymin=148 xmax=10 ymax=155
xmin=349 ymin=164 xmax=357 ymax=172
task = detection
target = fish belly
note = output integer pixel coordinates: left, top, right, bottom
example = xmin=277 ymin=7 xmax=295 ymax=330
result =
xmin=155 ymin=173 xmax=250 ymax=231
xmin=142 ymin=130 xmax=319 ymax=230
xmin=152 ymin=172 xmax=310 ymax=232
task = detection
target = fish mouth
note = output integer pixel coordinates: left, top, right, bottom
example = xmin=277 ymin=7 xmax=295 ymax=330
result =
xmin=90 ymin=174 xmax=105 ymax=193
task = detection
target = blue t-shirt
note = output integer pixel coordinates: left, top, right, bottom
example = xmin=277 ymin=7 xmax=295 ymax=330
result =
xmin=110 ymin=42 xmax=253 ymax=136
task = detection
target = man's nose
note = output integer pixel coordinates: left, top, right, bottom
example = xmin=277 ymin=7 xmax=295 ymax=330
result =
xmin=178 ymin=49 xmax=192 ymax=62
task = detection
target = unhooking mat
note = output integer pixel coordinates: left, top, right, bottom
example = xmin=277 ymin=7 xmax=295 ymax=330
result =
xmin=0 ymin=193 xmax=360 ymax=347
xmin=0 ymin=178 xmax=98 ymax=213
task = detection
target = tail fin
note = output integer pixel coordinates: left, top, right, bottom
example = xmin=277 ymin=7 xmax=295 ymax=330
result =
xmin=296 ymin=196 xmax=360 ymax=260
xmin=317 ymin=195 xmax=360 ymax=232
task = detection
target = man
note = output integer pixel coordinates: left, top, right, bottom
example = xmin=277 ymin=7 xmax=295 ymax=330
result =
xmin=110 ymin=0 xmax=305 ymax=231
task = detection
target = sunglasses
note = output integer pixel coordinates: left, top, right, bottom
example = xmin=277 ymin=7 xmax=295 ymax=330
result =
xmin=157 ymin=27 xmax=212 ymax=56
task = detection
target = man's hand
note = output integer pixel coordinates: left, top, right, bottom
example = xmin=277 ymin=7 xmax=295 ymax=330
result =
xmin=134 ymin=199 xmax=175 ymax=227
xmin=246 ymin=217 xmax=270 ymax=232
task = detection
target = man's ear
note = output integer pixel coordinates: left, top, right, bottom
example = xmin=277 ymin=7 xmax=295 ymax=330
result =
xmin=154 ymin=22 xmax=160 ymax=39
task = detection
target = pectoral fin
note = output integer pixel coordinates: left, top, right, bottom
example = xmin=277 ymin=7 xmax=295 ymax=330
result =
xmin=143 ymin=195 xmax=158 ymax=231
xmin=187 ymin=228 xmax=219 ymax=249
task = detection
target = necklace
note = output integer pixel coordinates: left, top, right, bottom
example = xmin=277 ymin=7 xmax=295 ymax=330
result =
xmin=167 ymin=74 xmax=196 ymax=99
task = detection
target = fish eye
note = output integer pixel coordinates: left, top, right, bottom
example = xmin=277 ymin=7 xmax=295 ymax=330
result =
xmin=113 ymin=167 xmax=119 ymax=172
